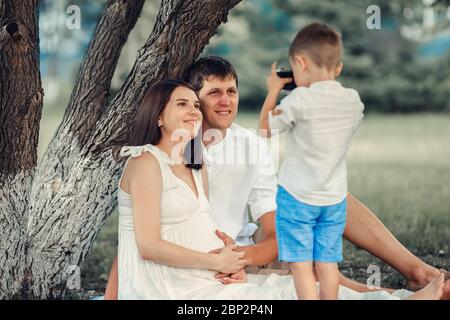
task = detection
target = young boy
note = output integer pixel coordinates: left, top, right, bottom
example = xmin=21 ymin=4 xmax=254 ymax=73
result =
xmin=259 ymin=22 xmax=364 ymax=300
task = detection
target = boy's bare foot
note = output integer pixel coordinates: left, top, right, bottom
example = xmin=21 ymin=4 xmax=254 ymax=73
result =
xmin=406 ymin=273 xmax=444 ymax=300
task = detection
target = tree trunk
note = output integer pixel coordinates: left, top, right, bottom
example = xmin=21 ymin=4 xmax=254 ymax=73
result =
xmin=0 ymin=0 xmax=43 ymax=298
xmin=1 ymin=0 xmax=242 ymax=299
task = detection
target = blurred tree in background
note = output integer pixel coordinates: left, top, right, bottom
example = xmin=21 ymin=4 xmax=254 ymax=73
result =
xmin=201 ymin=0 xmax=450 ymax=112
xmin=39 ymin=0 xmax=106 ymax=103
xmin=37 ymin=0 xmax=450 ymax=114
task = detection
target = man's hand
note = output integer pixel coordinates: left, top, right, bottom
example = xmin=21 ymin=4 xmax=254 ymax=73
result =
xmin=208 ymin=229 xmax=237 ymax=254
xmin=215 ymin=229 xmax=235 ymax=246
xmin=209 ymin=229 xmax=248 ymax=280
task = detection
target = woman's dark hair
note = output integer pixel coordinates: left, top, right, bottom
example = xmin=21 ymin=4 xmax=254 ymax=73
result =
xmin=116 ymin=80 xmax=202 ymax=170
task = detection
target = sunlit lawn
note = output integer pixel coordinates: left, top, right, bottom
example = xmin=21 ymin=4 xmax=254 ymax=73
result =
xmin=39 ymin=111 xmax=450 ymax=294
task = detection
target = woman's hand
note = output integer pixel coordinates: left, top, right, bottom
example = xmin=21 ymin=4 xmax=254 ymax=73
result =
xmin=214 ymin=244 xmax=248 ymax=274
xmin=216 ymin=268 xmax=248 ymax=285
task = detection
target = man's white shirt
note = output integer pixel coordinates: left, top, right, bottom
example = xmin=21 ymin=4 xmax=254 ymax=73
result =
xmin=269 ymin=80 xmax=364 ymax=206
xmin=203 ymin=123 xmax=277 ymax=245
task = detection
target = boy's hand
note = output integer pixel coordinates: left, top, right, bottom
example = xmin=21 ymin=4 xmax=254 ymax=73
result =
xmin=260 ymin=63 xmax=291 ymax=136
xmin=267 ymin=62 xmax=292 ymax=94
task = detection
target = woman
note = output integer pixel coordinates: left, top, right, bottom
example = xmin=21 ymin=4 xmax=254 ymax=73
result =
xmin=116 ymin=80 xmax=445 ymax=299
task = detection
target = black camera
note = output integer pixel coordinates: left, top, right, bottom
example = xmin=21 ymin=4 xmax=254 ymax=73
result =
xmin=276 ymin=69 xmax=297 ymax=91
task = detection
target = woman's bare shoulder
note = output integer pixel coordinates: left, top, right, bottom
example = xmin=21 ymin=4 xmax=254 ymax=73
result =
xmin=122 ymin=152 xmax=162 ymax=187
xmin=127 ymin=151 xmax=159 ymax=168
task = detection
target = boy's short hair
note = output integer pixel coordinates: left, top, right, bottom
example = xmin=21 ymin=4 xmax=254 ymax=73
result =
xmin=183 ymin=56 xmax=238 ymax=92
xmin=289 ymin=22 xmax=342 ymax=71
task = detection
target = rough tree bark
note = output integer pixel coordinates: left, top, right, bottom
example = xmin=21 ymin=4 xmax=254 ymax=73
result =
xmin=0 ymin=0 xmax=242 ymax=299
xmin=0 ymin=0 xmax=43 ymax=299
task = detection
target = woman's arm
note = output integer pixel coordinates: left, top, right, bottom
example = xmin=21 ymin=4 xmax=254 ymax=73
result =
xmin=129 ymin=153 xmax=246 ymax=273
xmin=212 ymin=211 xmax=278 ymax=268
xmin=216 ymin=212 xmax=277 ymax=267
xmin=104 ymin=256 xmax=118 ymax=300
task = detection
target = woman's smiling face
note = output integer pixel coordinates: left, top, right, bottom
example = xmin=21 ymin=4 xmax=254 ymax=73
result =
xmin=158 ymin=86 xmax=203 ymax=141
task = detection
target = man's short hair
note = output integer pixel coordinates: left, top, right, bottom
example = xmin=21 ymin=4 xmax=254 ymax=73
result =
xmin=184 ymin=56 xmax=238 ymax=92
xmin=289 ymin=22 xmax=342 ymax=71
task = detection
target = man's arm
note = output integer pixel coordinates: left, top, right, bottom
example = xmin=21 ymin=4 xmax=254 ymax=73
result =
xmin=104 ymin=256 xmax=118 ymax=300
xmin=240 ymin=211 xmax=278 ymax=266
xmin=216 ymin=212 xmax=278 ymax=267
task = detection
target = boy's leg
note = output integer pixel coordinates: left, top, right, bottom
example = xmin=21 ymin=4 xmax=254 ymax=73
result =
xmin=314 ymin=199 xmax=346 ymax=300
xmin=275 ymin=186 xmax=320 ymax=299
xmin=290 ymin=261 xmax=319 ymax=300
xmin=345 ymin=194 xmax=441 ymax=289
xmin=315 ymin=262 xmax=340 ymax=300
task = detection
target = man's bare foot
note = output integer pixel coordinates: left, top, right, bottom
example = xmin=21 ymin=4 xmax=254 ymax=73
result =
xmin=442 ymin=279 xmax=450 ymax=300
xmin=440 ymin=269 xmax=450 ymax=281
xmin=407 ymin=265 xmax=442 ymax=290
xmin=406 ymin=273 xmax=444 ymax=300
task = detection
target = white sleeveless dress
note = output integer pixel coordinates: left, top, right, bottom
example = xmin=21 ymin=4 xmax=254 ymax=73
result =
xmin=117 ymin=144 xmax=411 ymax=300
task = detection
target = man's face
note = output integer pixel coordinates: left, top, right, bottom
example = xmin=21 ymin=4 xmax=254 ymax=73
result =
xmin=197 ymin=75 xmax=239 ymax=132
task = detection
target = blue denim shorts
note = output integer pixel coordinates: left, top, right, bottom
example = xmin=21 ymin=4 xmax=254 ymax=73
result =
xmin=275 ymin=185 xmax=347 ymax=263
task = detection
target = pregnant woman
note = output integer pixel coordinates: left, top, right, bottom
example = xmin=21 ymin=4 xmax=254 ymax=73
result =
xmin=115 ymin=80 xmax=444 ymax=300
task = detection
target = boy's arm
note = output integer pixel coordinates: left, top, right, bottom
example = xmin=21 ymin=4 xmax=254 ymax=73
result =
xmin=259 ymin=63 xmax=292 ymax=138
xmin=259 ymin=92 xmax=280 ymax=138
xmin=104 ymin=256 xmax=118 ymax=300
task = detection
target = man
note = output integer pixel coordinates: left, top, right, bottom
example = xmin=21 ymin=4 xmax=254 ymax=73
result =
xmin=104 ymin=56 xmax=449 ymax=299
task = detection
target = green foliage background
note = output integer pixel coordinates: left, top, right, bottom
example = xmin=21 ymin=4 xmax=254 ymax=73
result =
xmin=201 ymin=0 xmax=450 ymax=113
xmin=39 ymin=0 xmax=450 ymax=115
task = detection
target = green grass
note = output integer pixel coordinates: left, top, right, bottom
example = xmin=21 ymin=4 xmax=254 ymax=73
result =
xmin=49 ymin=112 xmax=448 ymax=294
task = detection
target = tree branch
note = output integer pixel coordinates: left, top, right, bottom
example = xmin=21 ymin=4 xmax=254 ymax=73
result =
xmin=32 ymin=0 xmax=145 ymax=203
xmin=59 ymin=0 xmax=145 ymax=146
xmin=90 ymin=0 xmax=243 ymax=151
xmin=0 ymin=0 xmax=42 ymax=175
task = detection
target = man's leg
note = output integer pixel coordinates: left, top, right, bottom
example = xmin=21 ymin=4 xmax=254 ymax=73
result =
xmin=252 ymin=221 xmax=395 ymax=293
xmin=104 ymin=256 xmax=118 ymax=300
xmin=345 ymin=193 xmax=441 ymax=289
xmin=338 ymin=272 xmax=395 ymax=293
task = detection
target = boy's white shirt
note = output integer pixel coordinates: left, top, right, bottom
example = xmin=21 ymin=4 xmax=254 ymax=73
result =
xmin=202 ymin=123 xmax=278 ymax=245
xmin=269 ymin=80 xmax=364 ymax=206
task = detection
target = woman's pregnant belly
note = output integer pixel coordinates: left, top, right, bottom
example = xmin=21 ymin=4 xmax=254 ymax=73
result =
xmin=161 ymin=211 xmax=225 ymax=255
xmin=160 ymin=211 xmax=226 ymax=285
